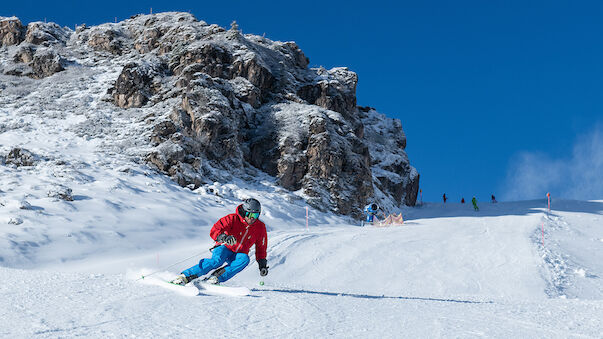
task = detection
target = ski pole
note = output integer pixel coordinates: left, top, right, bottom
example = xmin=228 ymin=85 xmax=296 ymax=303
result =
xmin=136 ymin=249 xmax=208 ymax=281
xmin=246 ymin=248 xmax=268 ymax=286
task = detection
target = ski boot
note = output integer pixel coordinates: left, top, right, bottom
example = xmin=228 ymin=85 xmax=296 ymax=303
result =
xmin=203 ymin=275 xmax=219 ymax=285
xmin=202 ymin=267 xmax=224 ymax=285
xmin=170 ymin=274 xmax=189 ymax=286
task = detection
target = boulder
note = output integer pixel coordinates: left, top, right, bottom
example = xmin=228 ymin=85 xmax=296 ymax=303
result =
xmin=47 ymin=185 xmax=74 ymax=201
xmin=5 ymin=148 xmax=37 ymax=167
xmin=0 ymin=17 xmax=24 ymax=46
xmin=24 ymin=22 xmax=71 ymax=45
xmin=30 ymin=49 xmax=64 ymax=79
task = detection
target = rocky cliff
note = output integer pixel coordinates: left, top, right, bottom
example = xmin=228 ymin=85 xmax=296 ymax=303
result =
xmin=0 ymin=13 xmax=419 ymax=218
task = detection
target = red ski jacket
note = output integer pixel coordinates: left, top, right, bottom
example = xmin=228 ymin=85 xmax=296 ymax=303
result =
xmin=210 ymin=204 xmax=267 ymax=261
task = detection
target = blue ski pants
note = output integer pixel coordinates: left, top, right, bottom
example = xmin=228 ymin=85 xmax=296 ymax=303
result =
xmin=181 ymin=245 xmax=250 ymax=282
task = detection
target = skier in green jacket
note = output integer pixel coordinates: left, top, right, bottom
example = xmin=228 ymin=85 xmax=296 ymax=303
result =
xmin=471 ymin=196 xmax=479 ymax=211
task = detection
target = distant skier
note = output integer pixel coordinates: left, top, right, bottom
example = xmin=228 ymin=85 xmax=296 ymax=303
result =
xmin=491 ymin=194 xmax=497 ymax=203
xmin=443 ymin=193 xmax=448 ymax=203
xmin=461 ymin=197 xmax=465 ymax=204
xmin=364 ymin=203 xmax=380 ymax=225
xmin=171 ymin=198 xmax=268 ymax=285
xmin=471 ymin=196 xmax=479 ymax=211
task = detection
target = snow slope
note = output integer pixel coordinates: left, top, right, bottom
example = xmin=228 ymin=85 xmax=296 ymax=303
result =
xmin=0 ymin=193 xmax=601 ymax=337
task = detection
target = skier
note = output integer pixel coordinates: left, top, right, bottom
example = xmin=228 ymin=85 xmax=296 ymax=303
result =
xmin=491 ymin=194 xmax=497 ymax=203
xmin=443 ymin=193 xmax=447 ymax=203
xmin=171 ymin=198 xmax=269 ymax=285
xmin=471 ymin=196 xmax=479 ymax=211
xmin=364 ymin=203 xmax=380 ymax=225
xmin=461 ymin=197 xmax=465 ymax=204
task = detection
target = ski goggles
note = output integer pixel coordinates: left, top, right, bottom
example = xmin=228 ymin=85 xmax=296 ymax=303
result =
xmin=245 ymin=211 xmax=260 ymax=219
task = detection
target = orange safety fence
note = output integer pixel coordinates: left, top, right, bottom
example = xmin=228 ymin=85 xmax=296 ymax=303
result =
xmin=375 ymin=213 xmax=404 ymax=227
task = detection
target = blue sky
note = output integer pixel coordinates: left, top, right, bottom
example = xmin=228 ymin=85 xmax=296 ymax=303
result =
xmin=3 ymin=1 xmax=602 ymax=202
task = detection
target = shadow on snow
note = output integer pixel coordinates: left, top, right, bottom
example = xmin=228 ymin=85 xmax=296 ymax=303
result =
xmin=252 ymin=287 xmax=493 ymax=304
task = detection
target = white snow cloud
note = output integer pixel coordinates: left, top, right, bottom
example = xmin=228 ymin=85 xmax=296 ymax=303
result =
xmin=502 ymin=124 xmax=603 ymax=200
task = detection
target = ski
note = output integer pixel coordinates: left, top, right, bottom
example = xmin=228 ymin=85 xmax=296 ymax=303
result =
xmin=139 ymin=274 xmax=200 ymax=297
xmin=193 ymin=280 xmax=251 ymax=297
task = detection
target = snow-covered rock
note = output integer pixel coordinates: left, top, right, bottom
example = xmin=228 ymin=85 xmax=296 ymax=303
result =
xmin=24 ymin=21 xmax=71 ymax=46
xmin=5 ymin=148 xmax=38 ymax=167
xmin=0 ymin=12 xmax=419 ymax=218
xmin=29 ymin=48 xmax=65 ymax=79
xmin=0 ymin=16 xmax=25 ymax=46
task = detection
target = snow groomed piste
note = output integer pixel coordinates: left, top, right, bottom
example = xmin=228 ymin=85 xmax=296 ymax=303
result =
xmin=3 ymin=195 xmax=600 ymax=337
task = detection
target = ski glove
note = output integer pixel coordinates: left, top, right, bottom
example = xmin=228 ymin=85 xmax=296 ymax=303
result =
xmin=258 ymin=259 xmax=269 ymax=276
xmin=216 ymin=233 xmax=237 ymax=246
